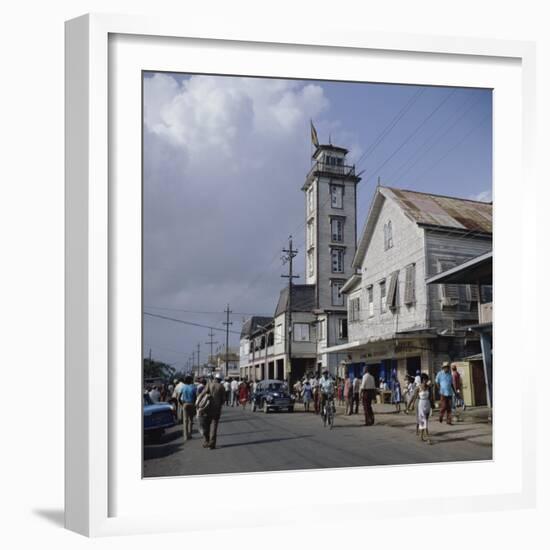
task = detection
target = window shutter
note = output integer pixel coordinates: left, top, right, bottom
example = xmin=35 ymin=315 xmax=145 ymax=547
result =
xmin=387 ymin=271 xmax=399 ymax=309
xmin=404 ymin=264 xmax=416 ymax=304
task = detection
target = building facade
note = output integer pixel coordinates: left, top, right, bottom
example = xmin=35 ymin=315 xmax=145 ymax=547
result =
xmin=324 ymin=186 xmax=492 ymax=384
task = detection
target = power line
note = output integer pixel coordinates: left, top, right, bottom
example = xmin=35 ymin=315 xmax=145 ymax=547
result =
xmin=144 ymin=311 xmax=242 ymax=335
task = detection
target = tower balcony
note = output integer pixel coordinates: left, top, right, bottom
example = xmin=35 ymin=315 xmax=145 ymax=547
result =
xmin=303 ymin=161 xmax=361 ymax=188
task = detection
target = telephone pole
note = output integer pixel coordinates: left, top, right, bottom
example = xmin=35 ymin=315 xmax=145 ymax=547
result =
xmin=206 ymin=328 xmax=219 ymax=373
xmin=223 ymin=304 xmax=233 ymax=378
xmin=197 ymin=342 xmax=201 ymax=376
xmin=281 ymin=235 xmax=299 ymax=386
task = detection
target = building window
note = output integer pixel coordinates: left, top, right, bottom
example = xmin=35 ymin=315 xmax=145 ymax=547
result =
xmin=380 ymin=279 xmax=387 ymax=313
xmin=331 ymin=248 xmax=344 ymax=273
xmin=404 ymin=263 xmax=416 ymax=305
xmin=437 ymin=259 xmax=459 ymax=307
xmin=307 ymin=220 xmax=314 ymax=248
xmin=367 ymin=285 xmax=374 ymax=317
xmin=331 ymin=280 xmax=345 ymax=306
xmin=267 ymin=331 xmax=274 ymax=346
xmin=293 ymin=323 xmax=310 ymax=342
xmin=307 ymin=249 xmax=314 ymax=277
xmin=330 ymin=185 xmax=343 ymax=208
xmin=384 ymin=221 xmax=393 ymax=251
xmin=307 ymin=186 xmax=314 ymax=214
xmin=317 ymin=319 xmax=325 ymax=341
xmin=338 ymin=318 xmax=348 ymax=339
xmin=387 ymin=270 xmax=399 ymax=311
xmin=349 ymin=297 xmax=361 ymax=322
xmin=275 ymin=323 xmax=283 ymax=344
xmin=330 ymin=218 xmax=344 ymax=242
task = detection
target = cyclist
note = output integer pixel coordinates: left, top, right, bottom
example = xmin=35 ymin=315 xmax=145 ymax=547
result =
xmin=319 ymin=370 xmax=335 ymax=423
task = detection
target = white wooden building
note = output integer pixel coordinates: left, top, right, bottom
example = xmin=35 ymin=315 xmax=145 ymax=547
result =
xmin=323 ymin=186 xmax=492 ymax=383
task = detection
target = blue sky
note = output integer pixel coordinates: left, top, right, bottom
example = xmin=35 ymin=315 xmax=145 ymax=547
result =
xmin=143 ymin=72 xmax=492 ymax=369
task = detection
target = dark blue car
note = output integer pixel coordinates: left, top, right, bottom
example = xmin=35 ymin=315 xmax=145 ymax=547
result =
xmin=143 ymin=393 xmax=176 ymax=443
xmin=251 ymin=379 xmax=295 ymax=413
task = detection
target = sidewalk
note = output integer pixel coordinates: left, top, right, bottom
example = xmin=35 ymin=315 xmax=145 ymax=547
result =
xmin=297 ymin=399 xmax=493 ymax=448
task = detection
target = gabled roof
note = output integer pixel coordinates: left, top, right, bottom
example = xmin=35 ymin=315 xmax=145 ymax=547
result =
xmin=274 ymin=285 xmax=316 ymax=317
xmin=353 ymin=186 xmax=493 ymax=269
xmin=240 ymin=316 xmax=273 ymax=339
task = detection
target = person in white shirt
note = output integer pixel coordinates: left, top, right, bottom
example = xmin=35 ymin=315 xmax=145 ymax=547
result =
xmin=223 ymin=379 xmax=231 ymax=406
xmin=148 ymin=386 xmax=161 ymax=403
xmin=172 ymin=379 xmax=184 ymax=422
xmin=230 ymin=378 xmax=239 ymax=407
xmin=360 ymin=367 xmax=376 ymax=426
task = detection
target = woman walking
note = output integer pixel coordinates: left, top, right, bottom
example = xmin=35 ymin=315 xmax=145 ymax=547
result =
xmin=302 ymin=380 xmax=313 ymax=412
xmin=410 ymin=373 xmax=432 ymax=444
xmin=238 ymin=380 xmax=249 ymax=410
xmin=391 ymin=374 xmax=402 ymax=413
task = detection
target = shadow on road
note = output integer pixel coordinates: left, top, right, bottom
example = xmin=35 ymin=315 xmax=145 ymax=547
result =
xmin=218 ymin=435 xmax=311 ymax=449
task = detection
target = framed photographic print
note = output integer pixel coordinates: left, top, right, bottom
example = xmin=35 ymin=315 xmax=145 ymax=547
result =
xmin=65 ymin=13 xmax=536 ymax=537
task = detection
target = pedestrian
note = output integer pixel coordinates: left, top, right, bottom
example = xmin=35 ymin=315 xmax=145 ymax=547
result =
xmin=451 ymin=364 xmax=464 ymax=419
xmin=391 ymin=374 xmax=402 ymax=413
xmin=148 ymin=385 xmax=161 ymax=403
xmin=230 ymin=377 xmax=239 ymax=407
xmin=179 ymin=375 xmax=197 ymax=441
xmin=312 ymin=375 xmax=321 ymax=414
xmin=352 ymin=374 xmax=361 ymax=414
xmin=238 ymin=379 xmax=249 ymax=409
xmin=223 ymin=378 xmax=231 ymax=406
xmin=172 ymin=378 xmax=184 ymax=422
xmin=435 ymin=362 xmax=455 ymax=425
xmin=293 ymin=379 xmax=302 ymax=402
xmin=410 ymin=373 xmax=432 ymax=443
xmin=302 ymin=380 xmax=313 ymax=412
xmin=198 ymin=373 xmax=226 ymax=450
xmin=360 ymin=366 xmax=376 ymax=425
xmin=343 ymin=374 xmax=353 ymax=415
xmin=337 ymin=377 xmax=344 ymax=406
xmin=195 ymin=377 xmax=207 ymax=436
xmin=404 ymin=375 xmax=416 ymax=414
xmin=414 ymin=370 xmax=421 ymax=387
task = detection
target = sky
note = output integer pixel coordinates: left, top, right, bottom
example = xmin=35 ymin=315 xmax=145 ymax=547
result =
xmin=142 ymin=72 xmax=492 ymax=371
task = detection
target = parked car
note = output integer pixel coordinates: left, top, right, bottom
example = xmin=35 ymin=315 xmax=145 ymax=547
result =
xmin=143 ymin=393 xmax=176 ymax=443
xmin=251 ymin=379 xmax=295 ymax=413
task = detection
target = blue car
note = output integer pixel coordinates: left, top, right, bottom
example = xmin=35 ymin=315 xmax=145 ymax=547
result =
xmin=143 ymin=393 xmax=176 ymax=443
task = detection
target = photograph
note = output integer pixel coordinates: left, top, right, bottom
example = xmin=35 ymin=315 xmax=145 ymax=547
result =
xmin=141 ymin=72 xmax=493 ymax=478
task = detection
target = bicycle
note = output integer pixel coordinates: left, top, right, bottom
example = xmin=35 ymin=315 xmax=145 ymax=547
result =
xmin=322 ymin=394 xmax=335 ymax=429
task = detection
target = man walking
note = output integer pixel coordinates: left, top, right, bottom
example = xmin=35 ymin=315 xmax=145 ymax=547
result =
xmin=352 ymin=374 xmax=361 ymax=414
xmin=435 ymin=362 xmax=455 ymax=425
xmin=230 ymin=377 xmax=239 ymax=407
xmin=179 ymin=375 xmax=197 ymax=441
xmin=343 ymin=374 xmax=353 ymax=415
xmin=200 ymin=373 xmax=226 ymax=450
xmin=360 ymin=366 xmax=376 ymax=425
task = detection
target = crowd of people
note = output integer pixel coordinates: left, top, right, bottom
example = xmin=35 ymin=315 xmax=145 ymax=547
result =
xmin=143 ymin=361 xmax=464 ymax=448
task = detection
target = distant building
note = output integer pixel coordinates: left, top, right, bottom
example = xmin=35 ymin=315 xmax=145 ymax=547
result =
xmin=324 ymin=186 xmax=492 ymax=383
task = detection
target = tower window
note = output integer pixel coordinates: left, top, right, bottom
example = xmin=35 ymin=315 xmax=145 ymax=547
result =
xmin=331 ymin=248 xmax=344 ymax=273
xmin=367 ymin=285 xmax=374 ymax=317
xmin=330 ymin=185 xmax=343 ymax=209
xmin=307 ymin=249 xmax=314 ymax=277
xmin=331 ymin=280 xmax=345 ymax=306
xmin=293 ymin=323 xmax=310 ymax=342
xmin=331 ymin=218 xmax=344 ymax=242
xmin=338 ymin=318 xmax=348 ymax=339
xmin=307 ymin=186 xmax=314 ymax=214
xmin=380 ymin=279 xmax=387 ymax=313
xmin=307 ymin=220 xmax=315 ymax=248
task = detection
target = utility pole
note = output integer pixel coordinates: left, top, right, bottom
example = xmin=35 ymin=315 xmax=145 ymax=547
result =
xmin=206 ymin=328 xmax=219 ymax=373
xmin=148 ymin=347 xmax=152 ymax=363
xmin=191 ymin=351 xmax=195 ymax=376
xmin=197 ymin=342 xmax=201 ymax=376
xmin=281 ymin=235 xmax=299 ymax=387
xmin=223 ymin=304 xmax=233 ymax=378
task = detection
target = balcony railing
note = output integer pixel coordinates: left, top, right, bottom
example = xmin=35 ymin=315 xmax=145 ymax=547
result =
xmin=306 ymin=161 xmax=356 ymax=180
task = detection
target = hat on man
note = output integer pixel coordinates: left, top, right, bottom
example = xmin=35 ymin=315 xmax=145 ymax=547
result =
xmin=214 ymin=373 xmax=223 ymax=380
xmin=442 ymin=361 xmax=450 ymax=368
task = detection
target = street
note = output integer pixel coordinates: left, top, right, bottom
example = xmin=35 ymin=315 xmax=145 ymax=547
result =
xmin=143 ymin=404 xmax=492 ymax=477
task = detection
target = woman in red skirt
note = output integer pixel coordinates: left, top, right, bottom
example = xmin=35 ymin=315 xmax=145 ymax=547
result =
xmin=238 ymin=380 xmax=249 ymax=410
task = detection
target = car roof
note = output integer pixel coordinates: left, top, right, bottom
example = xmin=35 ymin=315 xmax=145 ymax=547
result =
xmin=259 ymin=379 xmax=284 ymax=384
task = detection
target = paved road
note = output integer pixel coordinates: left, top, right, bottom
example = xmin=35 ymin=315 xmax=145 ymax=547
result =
xmin=143 ymin=404 xmax=492 ymax=478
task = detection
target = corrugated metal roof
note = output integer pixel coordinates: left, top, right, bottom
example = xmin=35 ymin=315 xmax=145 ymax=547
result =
xmin=274 ymin=285 xmax=316 ymax=317
xmin=240 ymin=316 xmax=273 ymax=338
xmin=384 ymin=187 xmax=492 ymax=233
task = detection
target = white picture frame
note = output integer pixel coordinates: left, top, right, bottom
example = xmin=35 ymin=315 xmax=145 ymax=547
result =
xmin=65 ymin=13 xmax=537 ymax=537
